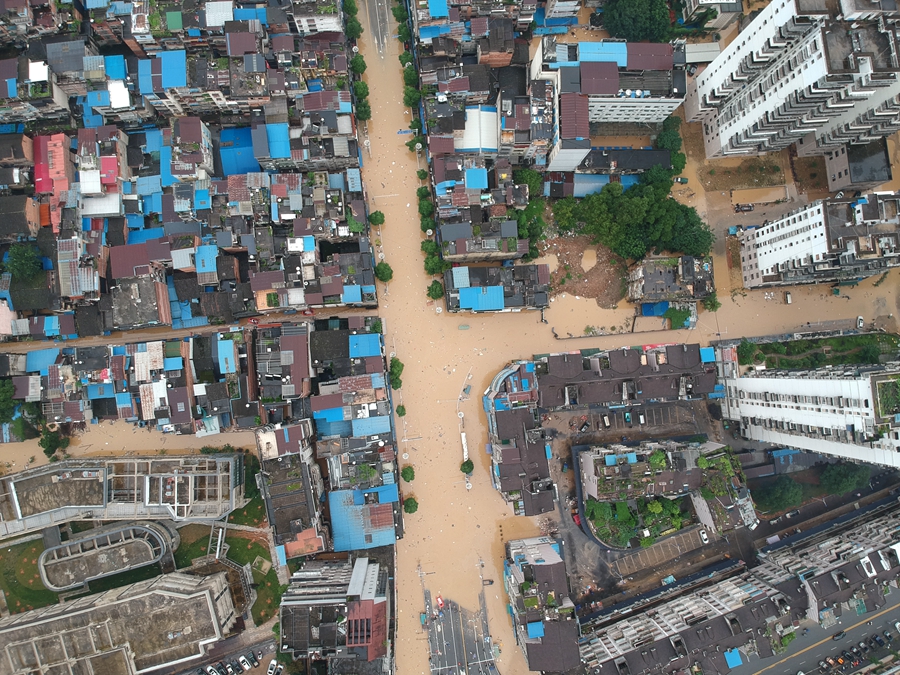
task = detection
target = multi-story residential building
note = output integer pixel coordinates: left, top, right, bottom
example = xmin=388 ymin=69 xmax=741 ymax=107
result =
xmin=719 ymin=347 xmax=900 ymax=467
xmin=823 ymin=138 xmax=893 ymax=193
xmin=497 ymin=78 xmax=554 ymax=166
xmin=0 ymin=454 xmax=246 ymax=539
xmin=279 ymin=557 xmax=390 ymax=663
xmin=738 ymin=193 xmax=900 ymax=288
xmin=0 ymin=572 xmax=238 ymax=673
xmin=686 ymin=0 xmax=900 ymax=158
xmin=533 ymin=37 xmax=686 ymax=126
xmin=0 ymin=56 xmax=69 ymax=124
xmin=505 ymin=537 xmax=580 ymax=672
xmin=443 ymin=264 xmax=550 ymax=312
xmin=682 ymin=0 xmax=742 ymax=30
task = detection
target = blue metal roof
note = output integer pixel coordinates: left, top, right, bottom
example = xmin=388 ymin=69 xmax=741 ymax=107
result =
xmin=86 ymin=384 xmax=115 ymax=400
xmin=159 ymin=51 xmax=187 ymax=89
xmin=234 ymin=6 xmax=267 ymax=23
xmin=700 ymin=347 xmax=715 ymax=363
xmin=5 ymin=78 xmax=16 ymax=99
xmin=427 ymin=0 xmax=449 ymax=17
xmin=26 ymin=348 xmax=59 ymax=376
xmin=329 ymin=485 xmax=399 ymax=552
xmin=159 ymin=146 xmax=174 ymax=187
xmin=348 ymin=333 xmax=381 ymax=358
xmin=115 ymin=392 xmax=132 ymax=407
xmin=642 ymin=301 xmax=669 ymax=316
xmin=464 ymin=168 xmax=488 ymax=190
xmin=573 ymin=173 xmax=610 ymax=197
xmin=164 ymin=356 xmax=183 ymax=371
xmin=219 ymin=127 xmax=260 ymax=176
xmin=313 ymin=407 xmax=346 ymax=423
xmin=327 ymin=172 xmax=345 ymax=190
xmin=579 ymin=41 xmax=627 ymax=66
xmin=143 ymin=128 xmax=163 ymax=153
xmin=137 ymin=59 xmax=153 ymax=94
xmin=527 ymin=622 xmax=545 ymax=638
xmin=420 ymin=24 xmax=451 ymax=38
xmin=196 ymin=244 xmax=217 ymax=275
xmin=620 ymin=174 xmax=640 ymax=189
xmin=351 ymin=415 xmax=391 ymax=437
xmin=459 ymin=286 xmax=504 ymax=311
xmin=127 ymin=227 xmax=164 ymax=244
xmin=724 ymin=650 xmax=743 ymax=668
xmin=216 ymin=336 xmax=237 ymax=374
xmin=194 ymin=189 xmax=210 ymax=210
xmin=346 ymin=168 xmax=362 ymax=192
xmin=266 ymin=123 xmax=291 ymax=159
xmin=104 ymin=55 xmax=126 ymax=80
xmin=342 ymin=285 xmax=362 ymax=304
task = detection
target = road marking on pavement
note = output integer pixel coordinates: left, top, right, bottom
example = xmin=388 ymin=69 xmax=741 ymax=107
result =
xmin=751 ymin=604 xmax=900 ymax=675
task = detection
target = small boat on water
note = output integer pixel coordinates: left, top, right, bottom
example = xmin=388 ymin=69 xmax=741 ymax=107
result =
xmin=458 ymin=324 xmax=470 ymax=330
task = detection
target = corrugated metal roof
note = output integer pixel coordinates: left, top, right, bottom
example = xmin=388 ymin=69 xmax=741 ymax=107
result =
xmin=559 ymin=92 xmax=589 ymax=140
xmin=626 ymin=43 xmax=674 ymax=71
xmin=451 ymin=266 xmax=470 ymax=288
xmin=580 ymin=61 xmax=619 ymax=95
xmin=459 ymin=286 xmax=504 ymax=311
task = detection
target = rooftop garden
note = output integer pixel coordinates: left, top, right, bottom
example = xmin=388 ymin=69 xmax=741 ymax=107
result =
xmin=737 ymin=334 xmax=898 ymax=370
xmin=0 ymin=539 xmax=58 ymax=613
xmin=584 ymin=496 xmax=689 ymax=548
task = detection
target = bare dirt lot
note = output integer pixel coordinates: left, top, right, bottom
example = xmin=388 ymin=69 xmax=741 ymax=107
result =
xmin=545 ymin=235 xmax=627 ymax=309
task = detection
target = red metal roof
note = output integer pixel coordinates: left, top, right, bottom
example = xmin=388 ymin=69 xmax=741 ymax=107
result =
xmin=559 ymin=92 xmax=589 ymax=140
xmin=428 ymin=136 xmax=455 ymax=156
xmin=109 ymin=243 xmax=151 ymax=279
xmin=626 ymin=43 xmax=674 ymax=71
xmin=580 ymin=61 xmax=620 ymax=95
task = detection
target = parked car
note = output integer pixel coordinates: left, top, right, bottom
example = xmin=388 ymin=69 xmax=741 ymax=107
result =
xmin=786 ymin=510 xmax=801 ymax=519
xmin=884 ymin=631 xmax=893 ymax=643
xmin=833 ymin=631 xmax=846 ymax=641
xmin=274 ymin=665 xmax=284 ymax=675
xmin=850 ymin=646 xmax=860 ymax=656
xmin=217 ymin=664 xmax=229 ymax=675
xmin=826 ymin=657 xmax=836 ymax=666
xmin=858 ymin=316 xmax=865 ymax=330
xmin=699 ymin=530 xmax=709 ymax=544
xmin=835 ymin=191 xmax=845 ymax=199
xmin=841 ymin=651 xmax=852 ymax=660
xmin=894 ymin=622 xmax=900 ymax=634
xmin=859 ymin=641 xmax=869 ymax=653
xmin=624 ymin=412 xmax=632 ymax=425
xmin=573 ymin=513 xmax=582 ymax=526
xmin=206 ymin=667 xmax=219 ymax=675
xmin=734 ymin=204 xmax=754 ymax=213
xmin=248 ymin=318 xmax=259 ymax=325
xmin=231 ymin=660 xmax=242 ymax=674
xmin=819 ymin=661 xmax=828 ymax=672
xmin=266 ymin=662 xmax=277 ymax=675
xmin=246 ymin=653 xmax=259 ymax=668
xmin=675 ymin=177 xmax=689 ymax=184
xmin=579 ymin=421 xmax=590 ymax=433
xmin=239 ymin=657 xmax=252 ymax=672
xmin=687 ymin=64 xmax=698 ymax=76
xmin=872 ymin=634 xmax=885 ymax=647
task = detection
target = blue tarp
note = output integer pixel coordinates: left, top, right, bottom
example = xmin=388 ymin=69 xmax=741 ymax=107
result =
xmin=313 ymin=407 xmax=345 ymax=423
xmin=349 ymin=333 xmax=381 ymax=358
xmin=700 ymin=347 xmax=715 ymax=363
xmin=216 ymin=337 xmax=237 ymax=374
xmin=115 ymin=392 xmax=132 ymax=408
xmin=642 ymin=301 xmax=670 ymax=316
xmin=527 ymin=622 xmax=545 ymax=638
xmin=26 ymin=348 xmax=59 ymax=376
xmin=459 ymin=286 xmax=504 ymax=312
xmin=164 ymin=357 xmax=183 ymax=371
xmin=573 ymin=173 xmax=610 ymax=197
xmin=196 ymin=245 xmax=217 ymax=276
xmin=5 ymin=78 xmax=16 ymax=99
xmin=127 ymin=227 xmax=164 ymax=244
xmin=545 ymin=444 xmax=552 ymax=459
xmin=219 ymin=127 xmax=261 ymax=175
xmin=419 ymin=24 xmax=451 ymax=38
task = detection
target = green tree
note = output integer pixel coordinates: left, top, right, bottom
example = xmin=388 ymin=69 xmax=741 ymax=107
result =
xmin=368 ymin=210 xmax=385 ymax=226
xmin=821 ymin=462 xmax=871 ymax=495
xmin=426 ymin=280 xmax=444 ymax=300
xmin=405 ymin=135 xmax=426 ymax=152
xmin=703 ymin=292 xmax=722 ymax=312
xmin=404 ymin=497 xmax=418 ymax=514
xmin=5 ymin=243 xmax=41 ymax=280
xmin=553 ymin=196 xmax=579 ymax=232
xmin=753 ymin=475 xmax=803 ymax=512
xmin=403 ymin=67 xmax=419 ymax=88
xmin=664 ymin=307 xmax=691 ymax=329
xmin=670 ymin=152 xmax=687 ymax=175
xmin=697 ymin=456 xmax=710 ymax=469
xmin=374 ymin=262 xmax=394 ymax=282
xmin=398 ymin=23 xmax=411 ymax=42
xmin=859 ymin=343 xmax=881 ymax=364
xmin=349 ymin=54 xmax=367 ymax=74
xmin=343 ymin=0 xmax=358 ymax=15
xmin=39 ymin=428 xmax=69 ymax=458
xmin=416 ymin=186 xmax=431 ymax=200
xmin=418 ymin=199 xmax=434 ymax=217
xmin=417 ymin=169 xmax=429 ymax=181
xmin=396 ymin=405 xmax=406 ymax=417
xmin=345 ymin=16 xmax=363 ymax=40
xmin=403 ymin=86 xmax=421 ymax=108
xmin=409 ymin=119 xmax=422 ymax=132
xmin=646 ymin=500 xmax=663 ymax=514
xmin=656 ymin=129 xmax=683 ymax=153
xmin=0 ymin=379 xmax=16 ymax=423
xmin=648 ymin=450 xmax=666 ymax=470
xmin=346 ymin=213 xmax=365 ymax=233
xmin=461 ymin=459 xmax=474 ymax=474
xmin=353 ymin=81 xmax=369 ymax=99
xmin=512 ymin=169 xmax=543 ymax=199
xmin=424 ymin=254 xmax=449 ymax=275
xmin=391 ymin=3 xmax=408 ymax=21
xmin=401 ymin=465 xmax=415 ymax=481
xmin=355 ymin=100 xmax=372 ymax=121
xmin=640 ymin=537 xmax=655 ymax=548
xmin=737 ymin=340 xmax=757 ymax=365
xmin=603 ymin=0 xmax=671 ymax=42
xmin=399 ymin=51 xmax=414 ymax=67
xmin=420 ymin=240 xmax=439 ymax=256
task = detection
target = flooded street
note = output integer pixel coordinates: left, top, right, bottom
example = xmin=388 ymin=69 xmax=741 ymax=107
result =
xmin=353 ymin=5 xmax=900 ymax=674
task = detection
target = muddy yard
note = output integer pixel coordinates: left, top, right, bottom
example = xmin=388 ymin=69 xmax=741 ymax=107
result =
xmin=543 ymin=235 xmax=627 ymax=309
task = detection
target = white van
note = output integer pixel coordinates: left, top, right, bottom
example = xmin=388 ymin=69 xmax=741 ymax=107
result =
xmin=784 ymin=291 xmax=792 ymax=304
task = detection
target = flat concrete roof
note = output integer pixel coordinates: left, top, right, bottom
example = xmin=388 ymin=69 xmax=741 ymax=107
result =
xmin=0 ymin=572 xmax=232 ymax=675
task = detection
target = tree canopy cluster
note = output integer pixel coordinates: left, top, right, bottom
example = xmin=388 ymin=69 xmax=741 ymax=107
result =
xmin=515 ymin=199 xmax=546 ymax=261
xmin=753 ymin=474 xmax=803 ymax=512
xmin=602 ymin=0 xmax=671 ymax=42
xmin=821 ymin=462 xmax=870 ymax=495
xmin=552 ymin=166 xmax=713 ymax=260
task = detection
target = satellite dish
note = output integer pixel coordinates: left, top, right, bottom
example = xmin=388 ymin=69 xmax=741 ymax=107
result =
xmin=364 ymin=139 xmax=370 ymax=147
xmin=426 ymin=229 xmax=433 ymax=236
xmin=352 ymin=45 xmax=359 ymax=53
xmin=415 ymin=143 xmax=422 ymax=151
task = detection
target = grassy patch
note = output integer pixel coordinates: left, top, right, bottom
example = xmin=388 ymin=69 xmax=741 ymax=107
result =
xmin=86 ymin=563 xmax=161 ymax=593
xmin=745 ymin=334 xmax=898 ymax=370
xmin=228 ymin=497 xmax=267 ymax=528
xmin=173 ymin=524 xmax=211 ymax=569
xmin=0 ymin=540 xmax=58 ymax=612
xmin=224 ymin=535 xmax=285 ymax=624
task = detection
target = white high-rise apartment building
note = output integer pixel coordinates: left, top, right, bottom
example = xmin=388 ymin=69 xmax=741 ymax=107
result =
xmin=721 ymin=361 xmax=900 ymax=467
xmin=685 ymin=0 xmax=900 ymax=158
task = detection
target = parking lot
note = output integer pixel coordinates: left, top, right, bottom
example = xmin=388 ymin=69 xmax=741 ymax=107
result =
xmin=614 ymin=527 xmax=712 ymax=577
xmin=549 ymin=402 xmax=698 ymax=446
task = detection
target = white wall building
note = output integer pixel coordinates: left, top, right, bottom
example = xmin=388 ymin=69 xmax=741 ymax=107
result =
xmin=721 ymin=364 xmax=900 ymax=467
xmin=686 ymin=0 xmax=900 ymax=158
xmin=739 ymin=202 xmax=829 ymax=287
